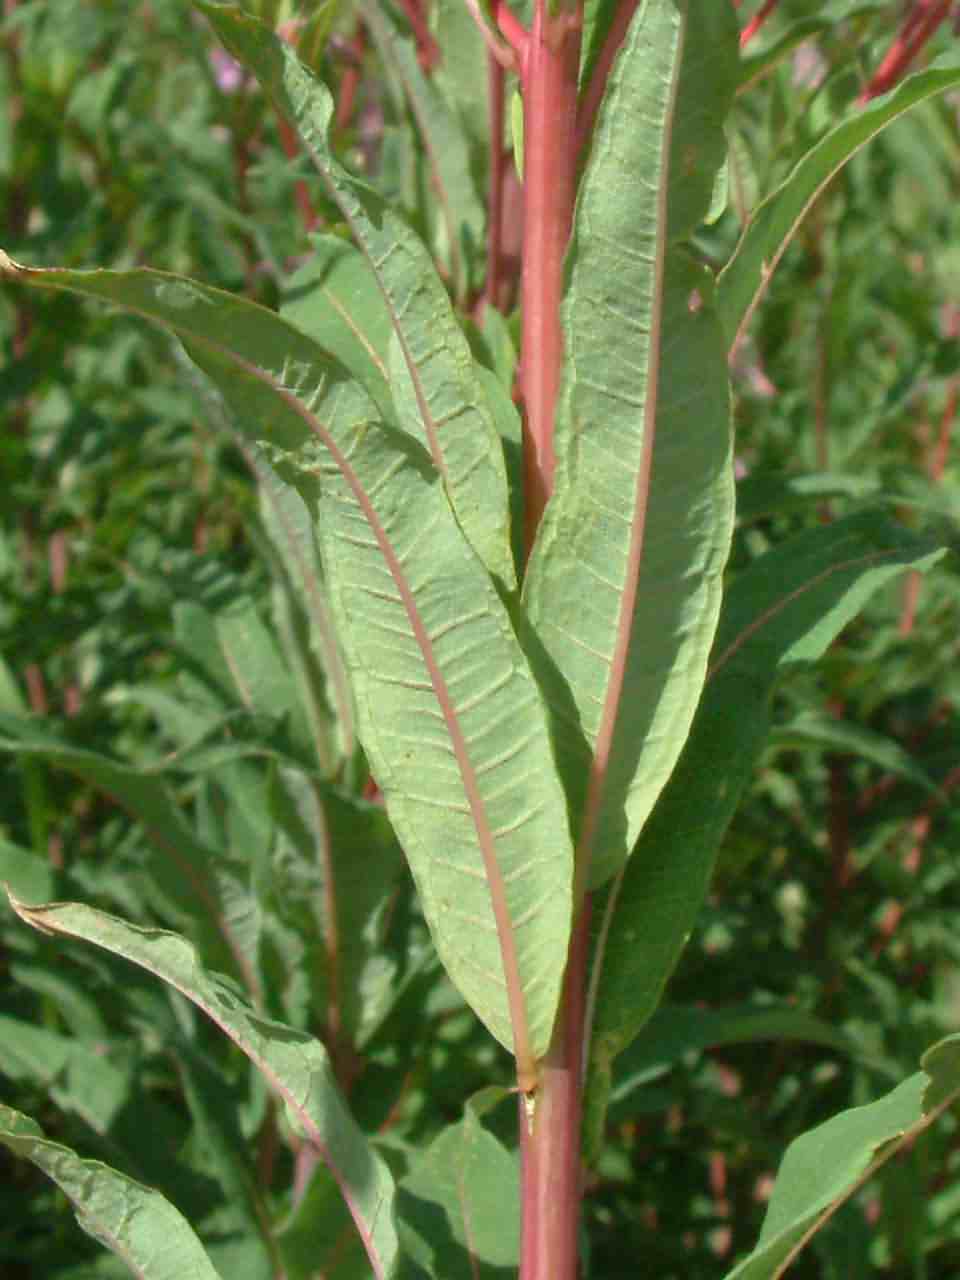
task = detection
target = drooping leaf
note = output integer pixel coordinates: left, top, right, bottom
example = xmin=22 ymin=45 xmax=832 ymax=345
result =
xmin=6 ymin=896 xmax=402 ymax=1280
xmin=0 ymin=258 xmax=573 ymax=1071
xmin=0 ymin=1103 xmax=224 ymax=1280
xmin=197 ymin=1 xmax=516 ymax=592
xmin=717 ymin=58 xmax=960 ymax=352
xmin=523 ymin=0 xmax=738 ymax=891
xmin=586 ymin=511 xmax=950 ymax=1143
xmin=722 ymin=1033 xmax=960 ymax=1279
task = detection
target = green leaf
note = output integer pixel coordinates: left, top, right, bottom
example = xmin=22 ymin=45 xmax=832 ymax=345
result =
xmin=266 ymin=770 xmax=409 ymax=1047
xmin=213 ymin=597 xmax=301 ymax=727
xmin=608 ymin=1002 xmax=859 ymax=1112
xmin=523 ymin=0 xmax=737 ymax=890
xmin=0 ymin=715 xmax=260 ymax=994
xmin=173 ymin=1040 xmax=277 ymax=1280
xmin=0 ymin=260 xmax=573 ymax=1070
xmin=0 ymin=836 xmax=54 ymax=902
xmin=768 ymin=711 xmax=939 ymax=796
xmin=431 ymin=0 xmax=491 ymax=151
xmin=198 ymin=0 xmax=516 ymax=592
xmin=282 ymin=235 xmax=394 ymax=422
xmin=717 ymin=57 xmax=960 ymax=352
xmin=255 ymin=458 xmax=351 ymax=772
xmin=587 ymin=511 xmax=950 ymax=1120
xmin=398 ymin=1088 xmax=519 ymax=1279
xmin=723 ymin=1033 xmax=960 ymax=1279
xmin=277 ymin=1161 xmax=375 ymax=1280
xmin=736 ymin=470 xmax=881 ymax=522
xmin=6 ymin=896 xmax=401 ymax=1280
xmin=360 ymin=0 xmax=484 ymax=304
xmin=0 ymin=1103 xmax=224 ymax=1280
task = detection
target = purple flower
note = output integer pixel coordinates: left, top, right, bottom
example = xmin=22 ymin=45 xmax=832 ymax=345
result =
xmin=210 ymin=47 xmax=244 ymax=94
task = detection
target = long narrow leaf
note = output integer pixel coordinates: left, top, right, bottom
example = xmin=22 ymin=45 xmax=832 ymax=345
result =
xmin=523 ymin=0 xmax=738 ymax=891
xmin=198 ymin=0 xmax=516 ymax=592
xmin=0 ymin=1103 xmax=224 ymax=1280
xmin=6 ymin=896 xmax=401 ymax=1280
xmin=717 ymin=59 xmax=960 ymax=352
xmin=360 ymin=0 xmax=484 ymax=305
xmin=586 ymin=512 xmax=949 ymax=1128
xmin=0 ymin=257 xmax=573 ymax=1072
xmin=722 ymin=1033 xmax=960 ymax=1279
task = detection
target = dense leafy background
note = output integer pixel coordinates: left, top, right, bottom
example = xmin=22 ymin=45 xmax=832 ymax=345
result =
xmin=2 ymin=1 xmax=960 ymax=1276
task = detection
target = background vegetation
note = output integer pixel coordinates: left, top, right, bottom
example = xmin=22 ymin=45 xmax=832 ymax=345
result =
xmin=2 ymin=1 xmax=960 ymax=1275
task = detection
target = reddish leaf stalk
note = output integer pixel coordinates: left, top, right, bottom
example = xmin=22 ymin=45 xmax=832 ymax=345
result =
xmin=858 ymin=0 xmax=951 ymax=103
xmin=739 ymin=0 xmax=779 ymax=50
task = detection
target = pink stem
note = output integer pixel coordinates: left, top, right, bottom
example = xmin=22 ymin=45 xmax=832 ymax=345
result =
xmin=518 ymin=0 xmax=583 ymax=547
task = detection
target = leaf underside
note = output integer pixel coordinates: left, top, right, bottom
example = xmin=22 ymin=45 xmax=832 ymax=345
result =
xmin=523 ymin=0 xmax=738 ymax=891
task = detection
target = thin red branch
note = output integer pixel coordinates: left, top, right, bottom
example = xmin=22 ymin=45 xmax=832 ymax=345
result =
xmin=859 ymin=0 xmax=952 ymax=103
xmin=464 ymin=0 xmax=520 ymax=69
xmin=274 ymin=111 xmax=320 ymax=232
xmin=930 ymin=377 xmax=958 ymax=483
xmin=493 ymin=0 xmax=531 ymax=60
xmin=395 ymin=0 xmax=440 ymax=70
xmin=333 ymin=24 xmax=367 ymax=134
xmin=739 ymin=0 xmax=779 ymax=50
xmin=486 ymin=55 xmax=507 ymax=308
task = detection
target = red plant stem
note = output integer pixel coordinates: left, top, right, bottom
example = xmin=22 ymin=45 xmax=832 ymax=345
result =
xmin=493 ymin=0 xmax=531 ymax=59
xmin=930 ymin=377 xmax=958 ymax=483
xmin=334 ymin=24 xmax=367 ymax=134
xmin=485 ymin=55 xmax=507 ymax=307
xmin=519 ymin=902 xmax=590 ymax=1280
xmin=274 ymin=111 xmax=319 ymax=232
xmin=518 ymin=0 xmax=583 ymax=546
xmin=859 ymin=0 xmax=951 ymax=103
xmin=899 ymin=569 xmax=922 ymax=636
xmin=739 ymin=0 xmax=779 ymax=50
xmin=395 ymin=0 xmax=440 ymax=69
